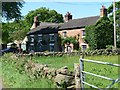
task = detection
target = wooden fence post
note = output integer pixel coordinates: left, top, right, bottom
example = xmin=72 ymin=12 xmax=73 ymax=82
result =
xmin=74 ymin=63 xmax=81 ymax=90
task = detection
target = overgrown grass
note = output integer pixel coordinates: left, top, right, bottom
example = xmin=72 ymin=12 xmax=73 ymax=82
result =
xmin=0 ymin=53 xmax=56 ymax=88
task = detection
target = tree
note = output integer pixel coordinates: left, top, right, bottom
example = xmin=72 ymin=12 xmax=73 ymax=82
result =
xmin=85 ymin=25 xmax=96 ymax=50
xmin=2 ymin=1 xmax=24 ymax=21
xmin=2 ymin=20 xmax=30 ymax=43
xmin=25 ymin=7 xmax=63 ymax=26
xmin=107 ymin=1 xmax=120 ymax=48
xmin=85 ymin=16 xmax=114 ymax=50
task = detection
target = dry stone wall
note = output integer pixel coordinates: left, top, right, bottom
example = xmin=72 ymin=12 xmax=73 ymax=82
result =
xmin=23 ymin=49 xmax=119 ymax=57
xmin=24 ymin=60 xmax=79 ymax=89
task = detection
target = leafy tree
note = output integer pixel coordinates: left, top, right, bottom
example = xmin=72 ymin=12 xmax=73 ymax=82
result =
xmin=107 ymin=1 xmax=120 ymax=48
xmin=85 ymin=16 xmax=114 ymax=50
xmin=85 ymin=25 xmax=96 ymax=50
xmin=25 ymin=7 xmax=63 ymax=26
xmin=2 ymin=20 xmax=30 ymax=43
xmin=2 ymin=7 xmax=63 ymax=43
xmin=2 ymin=1 xmax=24 ymax=21
xmin=2 ymin=23 xmax=10 ymax=43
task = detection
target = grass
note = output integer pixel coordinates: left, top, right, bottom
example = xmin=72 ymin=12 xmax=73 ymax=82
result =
xmin=32 ymin=55 xmax=119 ymax=89
xmin=0 ymin=53 xmax=56 ymax=88
xmin=32 ymin=55 xmax=80 ymax=71
xmin=0 ymin=53 xmax=119 ymax=89
xmin=84 ymin=55 xmax=119 ymax=88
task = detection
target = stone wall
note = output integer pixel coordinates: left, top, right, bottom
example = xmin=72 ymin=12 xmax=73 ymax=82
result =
xmin=24 ymin=60 xmax=80 ymax=89
xmin=23 ymin=49 xmax=119 ymax=57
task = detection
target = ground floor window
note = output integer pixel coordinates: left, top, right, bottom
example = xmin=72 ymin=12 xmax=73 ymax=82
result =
xmin=50 ymin=43 xmax=54 ymax=52
xmin=82 ymin=45 xmax=87 ymax=50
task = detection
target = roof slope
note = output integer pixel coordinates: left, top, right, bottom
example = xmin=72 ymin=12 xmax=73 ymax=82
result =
xmin=59 ymin=16 xmax=99 ymax=30
xmin=27 ymin=16 xmax=100 ymax=35
xmin=27 ymin=22 xmax=59 ymax=35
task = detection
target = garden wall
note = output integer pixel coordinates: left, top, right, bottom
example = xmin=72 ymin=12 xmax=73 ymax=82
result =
xmin=23 ymin=49 xmax=119 ymax=57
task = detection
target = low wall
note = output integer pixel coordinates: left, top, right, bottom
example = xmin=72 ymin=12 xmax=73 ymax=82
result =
xmin=23 ymin=49 xmax=119 ymax=57
xmin=24 ymin=60 xmax=80 ymax=89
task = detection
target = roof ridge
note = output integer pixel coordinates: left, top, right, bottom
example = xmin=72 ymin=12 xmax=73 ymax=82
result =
xmin=71 ymin=15 xmax=100 ymax=21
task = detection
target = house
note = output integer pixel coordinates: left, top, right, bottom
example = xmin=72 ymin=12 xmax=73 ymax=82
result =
xmin=26 ymin=6 xmax=107 ymax=52
xmin=27 ymin=18 xmax=61 ymax=52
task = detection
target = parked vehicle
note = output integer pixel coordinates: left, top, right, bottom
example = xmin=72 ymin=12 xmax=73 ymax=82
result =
xmin=0 ymin=47 xmax=18 ymax=55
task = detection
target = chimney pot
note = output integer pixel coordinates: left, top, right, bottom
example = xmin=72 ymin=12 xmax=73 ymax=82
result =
xmin=30 ymin=16 xmax=40 ymax=30
xmin=100 ymin=5 xmax=107 ymax=17
xmin=64 ymin=12 xmax=72 ymax=22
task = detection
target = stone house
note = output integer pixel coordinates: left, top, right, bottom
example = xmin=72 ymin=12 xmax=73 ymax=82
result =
xmin=27 ymin=21 xmax=61 ymax=52
xmin=26 ymin=6 xmax=107 ymax=52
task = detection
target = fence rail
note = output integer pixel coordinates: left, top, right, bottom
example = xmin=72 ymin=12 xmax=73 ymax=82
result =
xmin=80 ymin=58 xmax=120 ymax=90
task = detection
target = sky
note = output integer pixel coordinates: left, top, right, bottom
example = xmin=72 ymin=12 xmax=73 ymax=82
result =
xmin=21 ymin=1 xmax=113 ymax=19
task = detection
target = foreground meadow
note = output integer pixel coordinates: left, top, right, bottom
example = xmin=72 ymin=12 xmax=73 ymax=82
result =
xmin=0 ymin=53 xmax=119 ymax=88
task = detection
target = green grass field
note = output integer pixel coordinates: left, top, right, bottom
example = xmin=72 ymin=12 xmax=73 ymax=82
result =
xmin=0 ymin=53 xmax=119 ymax=89
xmin=32 ymin=55 xmax=119 ymax=88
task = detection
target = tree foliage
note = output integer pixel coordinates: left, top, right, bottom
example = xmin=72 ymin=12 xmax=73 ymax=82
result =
xmin=85 ymin=16 xmax=114 ymax=50
xmin=85 ymin=25 xmax=96 ymax=50
xmin=2 ymin=1 xmax=24 ymax=21
xmin=25 ymin=7 xmax=63 ymax=26
xmin=2 ymin=20 xmax=30 ymax=43
xmin=62 ymin=37 xmax=79 ymax=50
xmin=107 ymin=1 xmax=120 ymax=48
xmin=2 ymin=7 xmax=64 ymax=43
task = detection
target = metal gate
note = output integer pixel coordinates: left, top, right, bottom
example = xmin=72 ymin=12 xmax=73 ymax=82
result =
xmin=80 ymin=58 xmax=120 ymax=90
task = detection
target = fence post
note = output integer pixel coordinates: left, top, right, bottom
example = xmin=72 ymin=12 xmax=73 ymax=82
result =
xmin=74 ymin=63 xmax=81 ymax=90
xmin=80 ymin=57 xmax=84 ymax=90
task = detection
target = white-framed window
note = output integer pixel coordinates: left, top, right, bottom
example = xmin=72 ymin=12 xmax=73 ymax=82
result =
xmin=49 ymin=43 xmax=54 ymax=52
xmin=62 ymin=31 xmax=67 ymax=38
xmin=31 ymin=38 xmax=34 ymax=42
xmin=30 ymin=35 xmax=34 ymax=37
xmin=49 ymin=34 xmax=54 ymax=41
xmin=30 ymin=43 xmax=34 ymax=46
xmin=38 ymin=34 xmax=42 ymax=41
xmin=30 ymin=35 xmax=34 ymax=42
xmin=82 ymin=45 xmax=87 ymax=50
xmin=82 ymin=30 xmax=85 ymax=36
xmin=82 ymin=30 xmax=86 ymax=38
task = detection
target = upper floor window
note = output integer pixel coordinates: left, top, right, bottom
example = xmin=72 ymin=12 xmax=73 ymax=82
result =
xmin=38 ymin=34 xmax=42 ymax=42
xmin=49 ymin=34 xmax=54 ymax=41
xmin=62 ymin=31 xmax=67 ymax=38
xmin=82 ymin=30 xmax=86 ymax=38
xmin=82 ymin=30 xmax=86 ymax=36
xmin=30 ymin=35 xmax=34 ymax=37
xmin=30 ymin=35 xmax=34 ymax=42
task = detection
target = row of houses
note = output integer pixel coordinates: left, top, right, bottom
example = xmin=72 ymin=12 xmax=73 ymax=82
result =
xmin=23 ymin=6 xmax=107 ymax=52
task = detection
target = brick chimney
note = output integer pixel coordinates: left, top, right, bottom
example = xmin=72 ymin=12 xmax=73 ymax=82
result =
xmin=64 ymin=12 xmax=72 ymax=22
xmin=30 ymin=16 xmax=40 ymax=30
xmin=100 ymin=5 xmax=107 ymax=17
